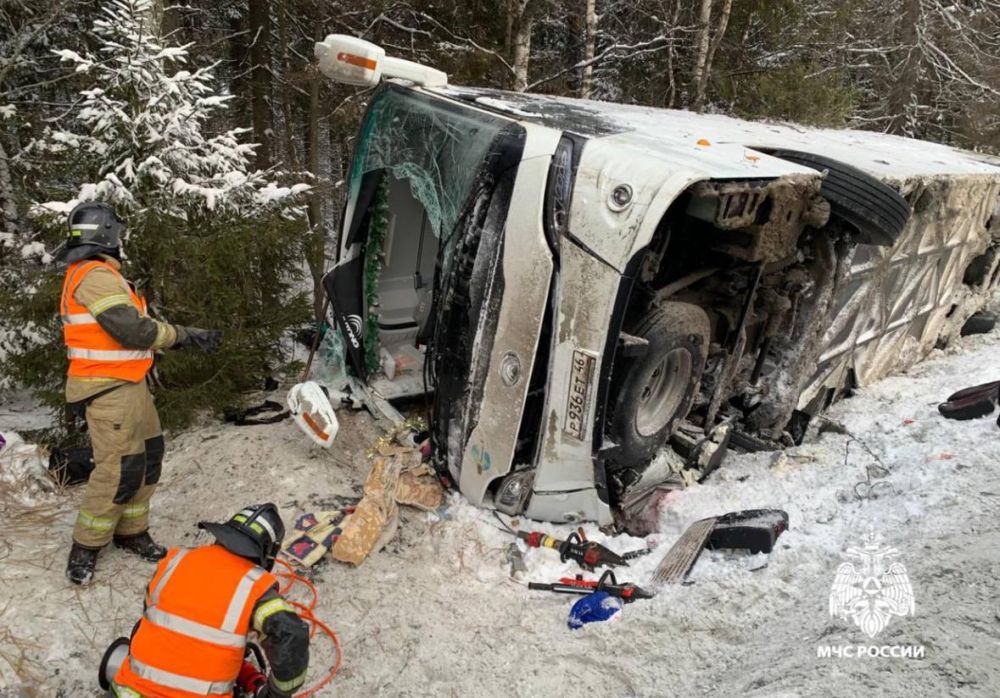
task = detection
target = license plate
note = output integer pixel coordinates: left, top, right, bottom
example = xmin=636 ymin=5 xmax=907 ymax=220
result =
xmin=564 ymin=350 xmax=596 ymax=441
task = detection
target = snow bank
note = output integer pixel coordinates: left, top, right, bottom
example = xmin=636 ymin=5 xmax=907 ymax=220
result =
xmin=2 ymin=328 xmax=1000 ymax=696
xmin=0 ymin=431 xmax=56 ymax=507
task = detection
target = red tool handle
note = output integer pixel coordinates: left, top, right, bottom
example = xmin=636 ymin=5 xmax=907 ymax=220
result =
xmin=558 ymin=576 xmax=597 ymax=589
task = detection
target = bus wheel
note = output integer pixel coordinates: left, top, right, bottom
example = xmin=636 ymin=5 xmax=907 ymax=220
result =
xmin=610 ymin=302 xmax=710 ymax=467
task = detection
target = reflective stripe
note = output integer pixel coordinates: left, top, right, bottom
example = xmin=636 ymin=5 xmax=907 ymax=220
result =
xmin=221 ymin=567 xmax=266 ymax=632
xmin=252 ymin=597 xmax=296 ymax=631
xmin=233 ymin=510 xmax=276 ymax=542
xmin=77 ymin=511 xmax=114 ymax=532
xmin=89 ymin=293 xmax=133 ymax=315
xmin=74 ymin=222 xmax=100 ymax=230
xmin=61 ymin=261 xmax=104 ymax=317
xmin=144 ymin=607 xmax=247 ymax=648
xmin=270 ymin=668 xmax=308 ymax=692
xmin=122 ymin=502 xmax=149 ymax=519
xmin=67 ymin=347 xmax=153 ymax=361
xmin=129 ymin=657 xmax=234 ymax=695
xmin=254 ymin=515 xmax=277 ymax=543
xmin=154 ymin=322 xmax=170 ymax=348
xmin=61 ymin=312 xmax=97 ymax=325
xmin=150 ymin=549 xmax=188 ymax=606
xmin=112 ymin=684 xmax=143 ymax=698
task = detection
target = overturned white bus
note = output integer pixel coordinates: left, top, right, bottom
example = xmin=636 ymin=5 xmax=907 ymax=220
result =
xmin=317 ymin=35 xmax=1000 ymax=527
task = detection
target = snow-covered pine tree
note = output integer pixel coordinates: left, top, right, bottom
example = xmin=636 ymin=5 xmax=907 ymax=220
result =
xmin=31 ymin=0 xmax=308 ymax=226
xmin=1 ymin=0 xmax=312 ymax=431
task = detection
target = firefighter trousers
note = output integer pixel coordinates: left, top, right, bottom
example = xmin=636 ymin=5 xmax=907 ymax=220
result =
xmin=73 ymin=380 xmax=164 ymax=548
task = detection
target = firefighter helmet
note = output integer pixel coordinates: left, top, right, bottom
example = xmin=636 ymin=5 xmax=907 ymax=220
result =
xmin=55 ymin=202 xmax=125 ymax=263
xmin=198 ymin=503 xmax=286 ymax=570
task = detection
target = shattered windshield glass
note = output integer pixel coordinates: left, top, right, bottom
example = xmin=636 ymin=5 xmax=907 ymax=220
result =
xmin=349 ymin=85 xmax=512 ymax=242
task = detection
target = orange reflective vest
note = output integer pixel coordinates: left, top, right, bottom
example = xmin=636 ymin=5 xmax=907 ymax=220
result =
xmin=60 ymin=259 xmax=154 ymax=382
xmin=114 ymin=545 xmax=278 ymax=698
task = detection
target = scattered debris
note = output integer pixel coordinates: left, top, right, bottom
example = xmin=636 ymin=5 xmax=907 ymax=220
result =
xmin=0 ymin=432 xmax=56 ymax=506
xmin=938 ymin=380 xmax=1000 ymax=421
xmin=287 ymin=381 xmax=339 ymax=448
xmin=652 ymin=517 xmax=717 ymax=585
xmin=223 ymin=399 xmax=290 ymax=426
xmin=395 ymin=464 xmax=444 ymax=511
xmin=284 ymin=508 xmax=354 ymax=568
xmin=842 ymin=437 xmax=894 ymax=500
xmin=652 ymin=509 xmax=789 ymax=584
xmin=48 ymin=445 xmax=95 ymax=486
xmin=328 ymin=441 xmax=444 ymax=567
xmin=620 ymin=548 xmax=652 ymax=562
xmin=960 ymin=310 xmax=997 ymax=336
xmin=505 ymin=543 xmax=527 ymax=581
xmin=706 ymin=509 xmax=789 ymax=554
xmin=620 ymin=480 xmax=684 ymax=537
xmin=330 ymin=451 xmax=405 ymax=566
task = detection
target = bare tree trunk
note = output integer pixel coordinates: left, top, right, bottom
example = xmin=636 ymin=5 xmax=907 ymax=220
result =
xmin=888 ymin=0 xmax=921 ymax=135
xmin=511 ymin=0 xmax=534 ymax=91
xmin=580 ymin=0 xmax=597 ymax=98
xmin=691 ymin=0 xmax=713 ymax=112
xmin=147 ymin=0 xmax=180 ymax=38
xmin=327 ymin=136 xmax=345 ymax=258
xmin=701 ymin=0 xmax=732 ymax=106
xmin=274 ymin=4 xmax=296 ymax=170
xmin=0 ymin=140 xmax=17 ymax=238
xmin=248 ymin=0 xmax=273 ymax=170
xmin=147 ymin=0 xmax=163 ymax=35
xmin=505 ymin=6 xmax=515 ymax=58
xmin=305 ymin=71 xmax=327 ymax=321
xmin=665 ymin=0 xmax=681 ymax=107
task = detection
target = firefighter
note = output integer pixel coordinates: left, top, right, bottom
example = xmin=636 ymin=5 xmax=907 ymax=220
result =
xmin=101 ymin=503 xmax=310 ymax=698
xmin=56 ymin=202 xmax=222 ymax=584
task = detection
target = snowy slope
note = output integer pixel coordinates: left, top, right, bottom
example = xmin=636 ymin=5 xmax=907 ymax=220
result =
xmin=2 ymin=327 xmax=1000 ymax=697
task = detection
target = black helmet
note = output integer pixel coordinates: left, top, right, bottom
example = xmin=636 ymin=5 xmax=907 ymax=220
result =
xmin=54 ymin=202 xmax=125 ymax=263
xmin=198 ymin=503 xmax=285 ymax=570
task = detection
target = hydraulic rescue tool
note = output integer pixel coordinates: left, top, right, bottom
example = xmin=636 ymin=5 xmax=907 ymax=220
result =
xmin=516 ymin=528 xmax=626 ymax=571
xmin=528 ymin=570 xmax=653 ymax=603
xmin=491 ymin=513 xmax=644 ymax=571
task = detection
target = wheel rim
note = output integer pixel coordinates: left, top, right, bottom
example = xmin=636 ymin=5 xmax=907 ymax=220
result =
xmin=635 ymin=348 xmax=692 ymax=437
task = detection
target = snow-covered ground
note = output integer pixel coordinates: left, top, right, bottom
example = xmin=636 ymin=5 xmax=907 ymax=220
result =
xmin=2 ymin=326 xmax=1000 ymax=697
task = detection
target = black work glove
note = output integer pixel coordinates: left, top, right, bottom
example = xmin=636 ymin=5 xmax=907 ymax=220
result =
xmin=175 ymin=326 xmax=223 ymax=354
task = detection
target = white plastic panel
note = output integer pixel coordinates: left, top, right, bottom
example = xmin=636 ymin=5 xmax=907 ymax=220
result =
xmin=459 ymin=124 xmax=561 ymax=505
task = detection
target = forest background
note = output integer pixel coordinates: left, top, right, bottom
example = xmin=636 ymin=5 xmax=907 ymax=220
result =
xmin=2 ymin=0 xmax=998 ymax=430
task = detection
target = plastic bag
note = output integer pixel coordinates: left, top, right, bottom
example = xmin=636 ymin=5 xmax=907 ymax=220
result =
xmin=567 ymin=592 xmax=623 ymax=630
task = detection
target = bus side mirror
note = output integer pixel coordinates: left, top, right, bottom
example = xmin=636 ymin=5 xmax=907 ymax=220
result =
xmin=315 ymin=34 xmax=448 ymax=88
xmin=315 ymin=35 xmax=385 ymax=87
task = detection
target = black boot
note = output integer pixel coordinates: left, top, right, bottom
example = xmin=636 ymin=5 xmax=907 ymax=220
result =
xmin=66 ymin=543 xmax=100 ymax=585
xmin=113 ymin=531 xmax=167 ymax=562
